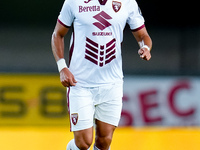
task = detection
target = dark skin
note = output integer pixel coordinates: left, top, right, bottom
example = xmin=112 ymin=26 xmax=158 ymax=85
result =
xmin=132 ymin=27 xmax=152 ymax=60
xmin=51 ymin=21 xmax=152 ymax=150
xmin=51 ymin=22 xmax=77 ymax=87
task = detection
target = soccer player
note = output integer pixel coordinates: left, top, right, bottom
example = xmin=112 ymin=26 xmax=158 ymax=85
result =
xmin=51 ymin=0 xmax=152 ymax=149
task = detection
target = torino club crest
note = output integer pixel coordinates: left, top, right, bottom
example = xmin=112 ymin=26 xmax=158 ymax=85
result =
xmin=112 ymin=1 xmax=121 ymax=12
xmin=71 ymin=113 xmax=78 ymax=125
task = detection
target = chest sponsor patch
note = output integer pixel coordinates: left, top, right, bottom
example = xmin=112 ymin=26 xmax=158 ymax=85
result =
xmin=93 ymin=11 xmax=112 ymax=31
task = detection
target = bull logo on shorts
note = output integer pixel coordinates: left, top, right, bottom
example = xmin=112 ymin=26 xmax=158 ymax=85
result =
xmin=112 ymin=1 xmax=121 ymax=12
xmin=71 ymin=113 xmax=78 ymax=125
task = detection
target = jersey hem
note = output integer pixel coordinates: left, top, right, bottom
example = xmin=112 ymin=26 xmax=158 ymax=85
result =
xmin=74 ymin=80 xmax=124 ymax=88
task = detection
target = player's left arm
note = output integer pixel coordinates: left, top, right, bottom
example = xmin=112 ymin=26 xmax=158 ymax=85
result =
xmin=132 ymin=26 xmax=152 ymax=61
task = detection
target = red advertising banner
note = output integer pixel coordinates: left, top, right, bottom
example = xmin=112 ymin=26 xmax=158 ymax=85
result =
xmin=120 ymin=76 xmax=199 ymax=126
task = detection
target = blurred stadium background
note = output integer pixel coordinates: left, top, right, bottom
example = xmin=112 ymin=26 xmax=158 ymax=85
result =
xmin=1 ymin=0 xmax=200 ymax=149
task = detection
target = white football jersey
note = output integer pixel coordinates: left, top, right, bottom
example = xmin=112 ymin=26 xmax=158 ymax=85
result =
xmin=58 ymin=0 xmax=144 ymax=87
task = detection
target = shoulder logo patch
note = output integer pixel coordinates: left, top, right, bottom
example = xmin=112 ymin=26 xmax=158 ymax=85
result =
xmin=112 ymin=1 xmax=121 ymax=12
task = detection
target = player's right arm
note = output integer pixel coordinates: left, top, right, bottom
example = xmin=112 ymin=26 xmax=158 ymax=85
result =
xmin=51 ymin=21 xmax=77 ymax=87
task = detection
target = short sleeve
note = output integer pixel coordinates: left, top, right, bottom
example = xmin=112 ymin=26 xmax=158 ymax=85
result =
xmin=127 ymin=0 xmax=145 ymax=31
xmin=58 ymin=0 xmax=75 ymax=27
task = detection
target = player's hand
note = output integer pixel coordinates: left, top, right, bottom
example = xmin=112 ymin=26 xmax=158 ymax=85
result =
xmin=59 ymin=68 xmax=77 ymax=87
xmin=138 ymin=47 xmax=151 ymax=61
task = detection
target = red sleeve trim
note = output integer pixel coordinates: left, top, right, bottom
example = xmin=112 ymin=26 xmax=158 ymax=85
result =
xmin=131 ymin=24 xmax=145 ymax=32
xmin=57 ymin=19 xmax=71 ymax=28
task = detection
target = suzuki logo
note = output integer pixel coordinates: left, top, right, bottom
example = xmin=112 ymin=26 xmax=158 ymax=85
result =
xmin=93 ymin=11 xmax=112 ymax=30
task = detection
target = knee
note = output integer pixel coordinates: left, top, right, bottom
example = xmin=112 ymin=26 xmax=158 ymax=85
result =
xmin=74 ymin=127 xmax=93 ymax=150
xmin=77 ymin=144 xmax=91 ymax=150
xmin=95 ymin=135 xmax=112 ymax=150
xmin=76 ymin=138 xmax=93 ymax=150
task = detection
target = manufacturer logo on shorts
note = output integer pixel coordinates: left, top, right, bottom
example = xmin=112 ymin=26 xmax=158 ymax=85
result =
xmin=93 ymin=11 xmax=112 ymax=30
xmin=71 ymin=113 xmax=78 ymax=125
xmin=112 ymin=1 xmax=121 ymax=12
xmin=85 ymin=37 xmax=116 ymax=67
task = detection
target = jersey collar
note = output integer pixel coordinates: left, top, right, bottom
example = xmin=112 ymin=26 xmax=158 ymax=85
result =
xmin=98 ymin=0 xmax=108 ymax=5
